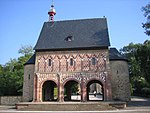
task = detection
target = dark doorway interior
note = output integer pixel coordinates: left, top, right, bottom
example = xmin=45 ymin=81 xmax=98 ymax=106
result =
xmin=64 ymin=80 xmax=81 ymax=101
xmin=42 ymin=80 xmax=58 ymax=101
xmin=87 ymin=80 xmax=104 ymax=101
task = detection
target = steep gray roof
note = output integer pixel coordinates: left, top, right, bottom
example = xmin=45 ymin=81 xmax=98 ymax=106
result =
xmin=24 ymin=54 xmax=35 ymax=65
xmin=34 ymin=18 xmax=110 ymax=50
xmin=109 ymin=48 xmax=128 ymax=61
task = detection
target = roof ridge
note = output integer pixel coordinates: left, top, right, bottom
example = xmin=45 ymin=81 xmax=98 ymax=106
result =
xmin=46 ymin=17 xmax=107 ymax=23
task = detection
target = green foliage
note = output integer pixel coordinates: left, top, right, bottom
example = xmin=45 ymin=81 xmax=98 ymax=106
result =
xmin=141 ymin=87 xmax=150 ymax=97
xmin=142 ymin=3 xmax=150 ymax=36
xmin=54 ymin=88 xmax=58 ymax=99
xmin=120 ymin=40 xmax=150 ymax=97
xmin=130 ymin=83 xmax=133 ymax=95
xmin=136 ymin=40 xmax=150 ymax=83
xmin=71 ymin=84 xmax=79 ymax=94
xmin=18 ymin=45 xmax=34 ymax=56
xmin=0 ymin=45 xmax=34 ymax=96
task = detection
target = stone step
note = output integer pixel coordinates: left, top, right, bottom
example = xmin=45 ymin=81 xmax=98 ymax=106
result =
xmin=16 ymin=102 xmax=126 ymax=111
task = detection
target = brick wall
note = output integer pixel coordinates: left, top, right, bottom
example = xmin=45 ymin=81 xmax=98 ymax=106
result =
xmin=23 ymin=49 xmax=114 ymax=102
xmin=35 ymin=50 xmax=108 ymax=73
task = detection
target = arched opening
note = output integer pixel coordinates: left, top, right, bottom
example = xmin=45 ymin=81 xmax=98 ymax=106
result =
xmin=86 ymin=80 xmax=104 ymax=101
xmin=64 ymin=80 xmax=81 ymax=101
xmin=42 ymin=80 xmax=58 ymax=101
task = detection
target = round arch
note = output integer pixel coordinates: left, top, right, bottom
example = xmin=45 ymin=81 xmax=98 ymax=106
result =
xmin=63 ymin=78 xmax=80 ymax=87
xmin=42 ymin=80 xmax=58 ymax=102
xmin=40 ymin=78 xmax=58 ymax=89
xmin=86 ymin=79 xmax=104 ymax=101
xmin=63 ymin=79 xmax=81 ymax=101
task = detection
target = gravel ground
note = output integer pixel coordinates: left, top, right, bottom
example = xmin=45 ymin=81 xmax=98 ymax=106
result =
xmin=0 ymin=96 xmax=149 ymax=111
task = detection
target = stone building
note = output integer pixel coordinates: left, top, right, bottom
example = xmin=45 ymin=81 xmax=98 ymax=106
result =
xmin=23 ymin=5 xmax=130 ymax=102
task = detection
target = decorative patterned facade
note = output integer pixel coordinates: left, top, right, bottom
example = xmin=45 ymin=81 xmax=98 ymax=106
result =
xmin=32 ymin=50 xmax=112 ymax=102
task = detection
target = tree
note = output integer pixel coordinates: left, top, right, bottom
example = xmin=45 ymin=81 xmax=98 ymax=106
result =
xmin=137 ymin=40 xmax=150 ymax=84
xmin=120 ymin=40 xmax=150 ymax=96
xmin=142 ymin=3 xmax=150 ymax=36
xmin=18 ymin=45 xmax=34 ymax=56
xmin=120 ymin=43 xmax=142 ymax=79
xmin=0 ymin=45 xmax=34 ymax=96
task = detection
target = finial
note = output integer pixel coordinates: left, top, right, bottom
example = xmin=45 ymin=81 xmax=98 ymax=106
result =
xmin=48 ymin=0 xmax=56 ymax=22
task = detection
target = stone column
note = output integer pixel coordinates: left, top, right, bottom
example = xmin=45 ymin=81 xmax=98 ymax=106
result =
xmin=58 ymin=73 xmax=64 ymax=102
xmin=82 ymin=84 xmax=87 ymax=102
xmin=57 ymin=74 xmax=60 ymax=102
xmin=107 ymin=73 xmax=112 ymax=100
xmin=33 ymin=74 xmax=38 ymax=102
xmin=36 ymin=86 xmax=41 ymax=102
xmin=81 ymin=75 xmax=87 ymax=102
xmin=59 ymin=83 xmax=64 ymax=102
xmin=104 ymin=73 xmax=112 ymax=101
xmin=104 ymin=51 xmax=112 ymax=101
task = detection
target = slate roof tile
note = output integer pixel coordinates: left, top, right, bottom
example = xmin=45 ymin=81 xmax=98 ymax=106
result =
xmin=24 ymin=54 xmax=35 ymax=65
xmin=109 ymin=48 xmax=128 ymax=61
xmin=34 ymin=18 xmax=110 ymax=50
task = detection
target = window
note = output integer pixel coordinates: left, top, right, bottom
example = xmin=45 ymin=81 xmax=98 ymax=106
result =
xmin=65 ymin=35 xmax=73 ymax=42
xmin=91 ymin=57 xmax=96 ymax=65
xmin=70 ymin=58 xmax=74 ymax=66
xmin=49 ymin=59 xmax=52 ymax=66
xmin=28 ymin=74 xmax=30 ymax=79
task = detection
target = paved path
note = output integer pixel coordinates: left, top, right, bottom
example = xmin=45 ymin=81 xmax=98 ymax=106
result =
xmin=127 ymin=96 xmax=150 ymax=107
xmin=0 ymin=96 xmax=150 ymax=113
xmin=0 ymin=109 xmax=150 ymax=113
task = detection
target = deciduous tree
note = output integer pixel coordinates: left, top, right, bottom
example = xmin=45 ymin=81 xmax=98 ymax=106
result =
xmin=142 ymin=3 xmax=150 ymax=36
xmin=0 ymin=45 xmax=34 ymax=96
xmin=120 ymin=40 xmax=150 ymax=96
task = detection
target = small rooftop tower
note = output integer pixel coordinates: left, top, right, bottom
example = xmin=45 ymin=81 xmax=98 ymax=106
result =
xmin=48 ymin=1 xmax=56 ymax=22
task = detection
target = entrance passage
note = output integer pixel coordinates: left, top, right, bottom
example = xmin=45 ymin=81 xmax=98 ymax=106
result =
xmin=64 ymin=80 xmax=81 ymax=101
xmin=87 ymin=80 xmax=104 ymax=101
xmin=42 ymin=80 xmax=58 ymax=101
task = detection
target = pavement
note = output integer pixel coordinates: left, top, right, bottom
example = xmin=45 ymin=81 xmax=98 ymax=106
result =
xmin=127 ymin=96 xmax=150 ymax=107
xmin=0 ymin=96 xmax=150 ymax=113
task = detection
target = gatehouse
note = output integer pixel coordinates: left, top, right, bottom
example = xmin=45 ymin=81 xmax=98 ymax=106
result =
xmin=23 ymin=3 xmax=130 ymax=103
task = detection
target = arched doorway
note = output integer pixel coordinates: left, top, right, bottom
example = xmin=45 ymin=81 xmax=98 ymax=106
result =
xmin=86 ymin=80 xmax=104 ymax=101
xmin=42 ymin=80 xmax=58 ymax=101
xmin=64 ymin=80 xmax=81 ymax=101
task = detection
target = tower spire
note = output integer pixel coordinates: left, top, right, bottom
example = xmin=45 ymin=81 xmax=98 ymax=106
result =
xmin=48 ymin=0 xmax=56 ymax=22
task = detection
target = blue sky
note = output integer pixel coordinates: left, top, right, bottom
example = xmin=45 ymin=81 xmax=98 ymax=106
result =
xmin=0 ymin=0 xmax=149 ymax=65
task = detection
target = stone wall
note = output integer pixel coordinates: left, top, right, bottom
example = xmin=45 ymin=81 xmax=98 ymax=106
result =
xmin=23 ymin=64 xmax=35 ymax=102
xmin=0 ymin=96 xmax=22 ymax=105
xmin=110 ymin=60 xmax=130 ymax=101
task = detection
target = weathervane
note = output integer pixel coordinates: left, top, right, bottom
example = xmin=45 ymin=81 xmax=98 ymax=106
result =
xmin=48 ymin=0 xmax=56 ymax=22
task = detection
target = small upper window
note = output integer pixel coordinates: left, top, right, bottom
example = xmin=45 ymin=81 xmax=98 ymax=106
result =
xmin=65 ymin=35 xmax=73 ymax=42
xmin=91 ymin=57 xmax=96 ymax=65
xmin=28 ymin=74 xmax=30 ymax=79
xmin=49 ymin=59 xmax=52 ymax=66
xmin=70 ymin=58 xmax=74 ymax=66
